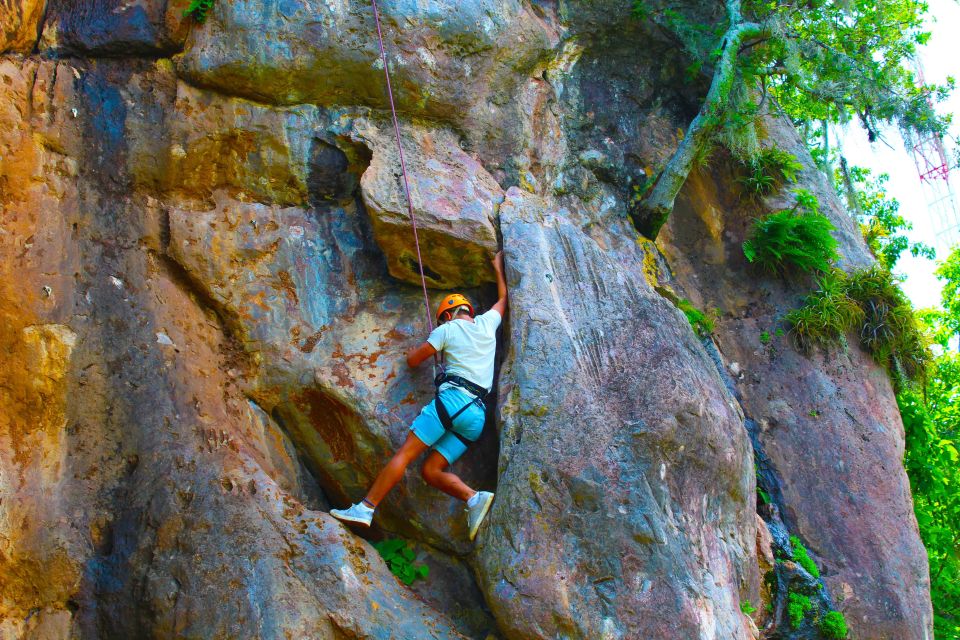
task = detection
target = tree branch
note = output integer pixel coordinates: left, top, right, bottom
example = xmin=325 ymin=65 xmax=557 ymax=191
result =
xmin=631 ymin=15 xmax=769 ymax=238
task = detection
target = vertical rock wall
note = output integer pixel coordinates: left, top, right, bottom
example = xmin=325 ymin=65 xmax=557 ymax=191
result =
xmin=657 ymin=119 xmax=933 ymax=637
xmin=0 ymin=1 xmax=932 ymax=639
xmin=478 ymin=188 xmax=757 ymax=639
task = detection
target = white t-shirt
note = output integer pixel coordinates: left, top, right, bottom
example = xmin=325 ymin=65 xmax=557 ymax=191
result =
xmin=427 ymin=309 xmax=501 ymax=395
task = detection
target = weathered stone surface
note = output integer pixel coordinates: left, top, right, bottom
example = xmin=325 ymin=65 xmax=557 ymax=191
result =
xmin=165 ymin=192 xmax=500 ymax=558
xmin=355 ymin=118 xmax=502 ymax=288
xmin=0 ymin=323 xmax=81 ymax=630
xmin=39 ymin=0 xmax=191 ymax=55
xmin=175 ymin=0 xmax=554 ymax=133
xmin=152 ymin=82 xmax=325 ymax=206
xmin=0 ymin=0 xmax=46 ymax=53
xmin=477 ymin=188 xmax=757 ymax=639
xmin=0 ymin=1 xmax=937 ymax=637
xmin=658 ymin=117 xmax=933 ymax=639
xmin=0 ymin=58 xmax=475 ymax=639
xmin=404 ymin=541 xmax=499 ymax=639
xmin=754 ymin=515 xmax=775 ymax=631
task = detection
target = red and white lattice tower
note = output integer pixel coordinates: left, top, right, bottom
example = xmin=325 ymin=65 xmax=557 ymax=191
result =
xmin=904 ymin=58 xmax=960 ymax=251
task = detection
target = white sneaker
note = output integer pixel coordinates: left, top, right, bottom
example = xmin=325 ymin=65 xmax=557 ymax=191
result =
xmin=330 ymin=502 xmax=374 ymax=527
xmin=467 ymin=491 xmax=495 ymax=541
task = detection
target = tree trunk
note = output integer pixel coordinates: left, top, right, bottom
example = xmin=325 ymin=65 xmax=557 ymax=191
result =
xmin=631 ymin=13 xmax=766 ymax=239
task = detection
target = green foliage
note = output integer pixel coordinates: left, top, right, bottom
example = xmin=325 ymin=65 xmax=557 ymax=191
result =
xmin=740 ymin=599 xmax=757 ymax=615
xmin=632 ymin=1 xmax=718 ymax=64
xmin=785 ymin=267 xmax=930 ymax=384
xmin=917 ymin=307 xmax=955 ymax=349
xmin=818 ymin=610 xmax=850 ymax=638
xmin=845 ymin=266 xmax=931 ymax=383
xmin=183 ymin=0 xmax=215 ymax=23
xmin=894 ymin=261 xmax=960 ymax=636
xmin=788 ymin=592 xmax=813 ymax=629
xmin=837 ymin=165 xmax=935 ymax=270
xmin=936 ymin=245 xmax=960 ymax=341
xmin=899 ymin=386 xmax=960 ymax=637
xmin=677 ymin=299 xmax=714 ymax=337
xmin=742 ymin=191 xmax=839 ymax=274
xmin=790 ymin=535 xmax=821 ymax=579
xmin=785 ymin=269 xmax=864 ymax=348
xmin=738 ymin=148 xmax=804 ymax=198
xmin=759 ymin=330 xmax=771 ymax=344
xmin=748 ymin=0 xmax=951 ymax=141
xmin=626 ymin=0 xmax=950 ymax=239
xmin=631 ymin=0 xmax=651 ymax=21
xmin=637 ymin=0 xmax=951 ymax=157
xmin=372 ymin=539 xmax=429 ymax=586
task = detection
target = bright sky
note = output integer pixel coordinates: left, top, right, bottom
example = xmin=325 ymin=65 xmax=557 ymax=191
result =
xmin=835 ymin=0 xmax=960 ymax=310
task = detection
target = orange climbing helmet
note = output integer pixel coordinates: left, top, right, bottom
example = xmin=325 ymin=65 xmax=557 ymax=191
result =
xmin=436 ymin=293 xmax=475 ymax=324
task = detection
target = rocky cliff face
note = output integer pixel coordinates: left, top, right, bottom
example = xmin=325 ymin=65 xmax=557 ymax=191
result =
xmin=0 ymin=1 xmax=932 ymax=639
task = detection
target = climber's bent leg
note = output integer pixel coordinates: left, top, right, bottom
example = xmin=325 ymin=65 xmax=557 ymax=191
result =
xmin=421 ymin=450 xmax=475 ymax=502
xmin=364 ymin=431 xmax=429 ymax=506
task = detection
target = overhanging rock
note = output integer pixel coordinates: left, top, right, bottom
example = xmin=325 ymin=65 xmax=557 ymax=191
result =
xmin=355 ymin=118 xmax=502 ymax=289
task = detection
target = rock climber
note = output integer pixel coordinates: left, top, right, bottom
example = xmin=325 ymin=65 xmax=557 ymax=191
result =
xmin=330 ymin=251 xmax=507 ymax=541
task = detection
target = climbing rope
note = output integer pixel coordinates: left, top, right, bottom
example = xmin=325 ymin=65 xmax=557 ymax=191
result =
xmin=369 ymin=0 xmax=435 ymax=340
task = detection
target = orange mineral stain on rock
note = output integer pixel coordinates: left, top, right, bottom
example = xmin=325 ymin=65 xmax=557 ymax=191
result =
xmin=295 ymin=388 xmax=357 ymax=463
xmin=275 ymin=269 xmax=299 ymax=306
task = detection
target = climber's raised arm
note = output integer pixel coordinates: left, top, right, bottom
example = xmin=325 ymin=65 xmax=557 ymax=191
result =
xmin=406 ymin=341 xmax=437 ymax=368
xmin=490 ymin=250 xmax=508 ymax=317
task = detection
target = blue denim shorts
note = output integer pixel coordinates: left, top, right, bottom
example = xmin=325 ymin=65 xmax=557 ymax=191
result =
xmin=411 ymin=387 xmax=485 ymax=463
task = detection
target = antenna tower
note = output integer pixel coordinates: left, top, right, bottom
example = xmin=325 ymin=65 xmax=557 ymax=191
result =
xmin=904 ymin=58 xmax=960 ymax=251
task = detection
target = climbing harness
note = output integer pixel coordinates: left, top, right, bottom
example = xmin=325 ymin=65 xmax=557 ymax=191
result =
xmin=433 ymin=374 xmax=488 ymax=449
xmin=435 ymin=373 xmax=488 ymax=400
xmin=370 ymin=2 xmax=489 ymax=449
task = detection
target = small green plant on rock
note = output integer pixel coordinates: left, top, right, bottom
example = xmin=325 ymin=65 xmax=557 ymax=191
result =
xmin=742 ymin=190 xmax=839 ymax=275
xmin=818 ymin=610 xmax=849 ymax=638
xmin=740 ymin=599 xmax=757 ymax=615
xmin=785 ymin=266 xmax=930 ymax=385
xmin=373 ymin=538 xmax=429 ymax=586
xmin=759 ymin=330 xmax=771 ymax=344
xmin=183 ymin=0 xmax=215 ymax=23
xmin=677 ymin=298 xmax=715 ymax=337
xmin=790 ymin=535 xmax=820 ymax=579
xmin=737 ymin=147 xmax=804 ymax=199
xmin=788 ymin=592 xmax=813 ymax=629
xmin=845 ymin=266 xmax=931 ymax=383
xmin=785 ymin=268 xmax=865 ymax=349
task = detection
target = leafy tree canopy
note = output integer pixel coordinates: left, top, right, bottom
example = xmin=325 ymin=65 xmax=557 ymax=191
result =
xmin=628 ymin=0 xmax=953 ymax=237
xmin=899 ymin=373 xmax=960 ymax=637
xmin=836 ymin=163 xmax=935 ymax=269
xmin=753 ymin=0 xmax=952 ymax=141
xmin=901 ymin=244 xmax=960 ymax=637
xmin=934 ymin=245 xmax=960 ymax=341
